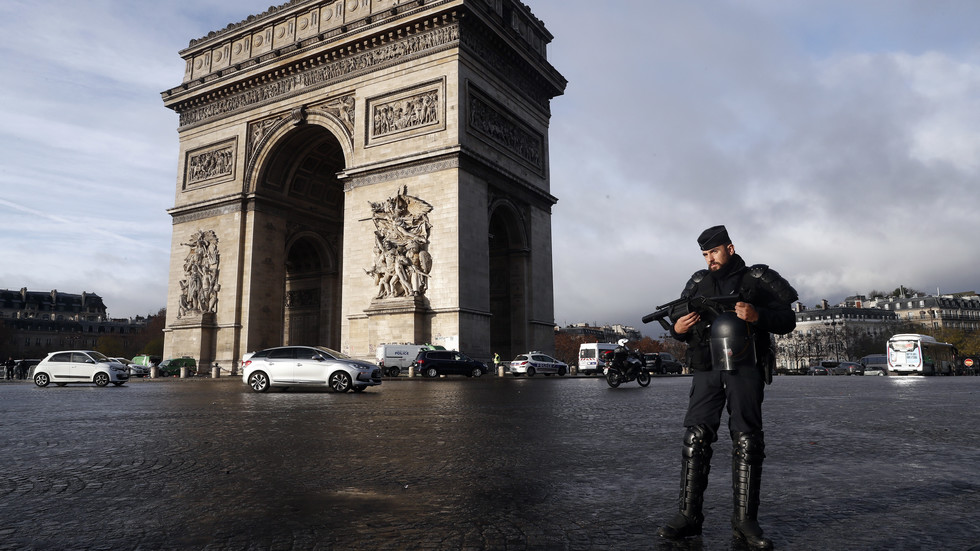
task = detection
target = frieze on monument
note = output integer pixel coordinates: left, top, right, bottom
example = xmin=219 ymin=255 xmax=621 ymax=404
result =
xmin=175 ymin=22 xmax=461 ymax=129
xmin=185 ymin=138 xmax=237 ymax=188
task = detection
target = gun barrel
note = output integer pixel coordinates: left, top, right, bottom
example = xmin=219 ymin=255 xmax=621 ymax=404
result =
xmin=642 ymin=308 xmax=671 ymax=324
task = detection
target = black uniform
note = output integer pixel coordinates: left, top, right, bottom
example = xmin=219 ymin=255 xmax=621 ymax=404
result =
xmin=659 ymin=246 xmax=797 ymax=550
xmin=670 ymin=253 xmax=798 ymax=434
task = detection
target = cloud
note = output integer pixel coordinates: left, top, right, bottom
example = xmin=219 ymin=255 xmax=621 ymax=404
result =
xmin=0 ymin=0 xmax=977 ymax=331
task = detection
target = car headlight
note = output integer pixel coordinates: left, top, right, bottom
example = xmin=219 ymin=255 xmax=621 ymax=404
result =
xmin=347 ymin=363 xmax=368 ymax=371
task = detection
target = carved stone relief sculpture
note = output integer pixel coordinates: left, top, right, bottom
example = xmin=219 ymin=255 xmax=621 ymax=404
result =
xmin=177 ymin=230 xmax=221 ymax=318
xmin=365 ymin=187 xmax=433 ymax=299
xmin=185 ymin=139 xmax=237 ymax=187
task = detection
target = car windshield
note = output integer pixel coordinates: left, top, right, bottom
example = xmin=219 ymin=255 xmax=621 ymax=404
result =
xmin=90 ymin=351 xmax=110 ymax=362
xmin=314 ymin=346 xmax=350 ymax=360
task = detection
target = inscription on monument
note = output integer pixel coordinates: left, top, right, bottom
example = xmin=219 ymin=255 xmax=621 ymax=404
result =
xmin=365 ymin=187 xmax=433 ymax=299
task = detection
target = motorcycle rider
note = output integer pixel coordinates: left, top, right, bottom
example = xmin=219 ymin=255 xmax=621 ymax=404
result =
xmin=657 ymin=225 xmax=797 ymax=549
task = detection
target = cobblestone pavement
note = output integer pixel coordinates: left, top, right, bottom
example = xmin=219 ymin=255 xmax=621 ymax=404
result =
xmin=1 ymin=374 xmax=978 ymax=550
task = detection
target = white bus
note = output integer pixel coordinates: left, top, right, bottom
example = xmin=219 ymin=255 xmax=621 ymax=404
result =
xmin=577 ymin=342 xmax=618 ymax=376
xmin=886 ymin=334 xmax=957 ymax=376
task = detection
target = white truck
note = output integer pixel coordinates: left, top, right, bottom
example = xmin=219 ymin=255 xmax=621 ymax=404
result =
xmin=376 ymin=344 xmax=441 ymax=376
xmin=577 ymin=342 xmax=618 ymax=376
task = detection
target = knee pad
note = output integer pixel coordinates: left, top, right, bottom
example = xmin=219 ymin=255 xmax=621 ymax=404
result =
xmin=732 ymin=431 xmax=766 ymax=465
xmin=683 ymin=424 xmax=716 ymax=460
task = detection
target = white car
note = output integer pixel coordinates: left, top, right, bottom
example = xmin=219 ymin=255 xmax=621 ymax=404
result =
xmin=509 ymin=353 xmax=568 ymax=377
xmin=33 ymin=350 xmax=130 ymax=387
xmin=112 ymin=357 xmax=149 ymax=377
xmin=241 ymin=345 xmax=382 ymax=393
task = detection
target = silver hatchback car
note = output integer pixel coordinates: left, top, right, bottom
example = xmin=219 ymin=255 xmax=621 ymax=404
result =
xmin=241 ymin=346 xmax=382 ymax=393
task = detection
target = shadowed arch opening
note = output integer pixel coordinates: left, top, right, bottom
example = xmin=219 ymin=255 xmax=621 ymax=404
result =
xmin=254 ymin=124 xmax=345 ymax=349
xmin=489 ymin=204 xmax=529 ymax=361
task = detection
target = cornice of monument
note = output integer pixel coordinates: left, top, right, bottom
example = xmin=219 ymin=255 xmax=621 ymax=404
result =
xmin=162 ymin=0 xmax=565 ymax=125
xmin=182 ymin=0 xmax=552 ymax=55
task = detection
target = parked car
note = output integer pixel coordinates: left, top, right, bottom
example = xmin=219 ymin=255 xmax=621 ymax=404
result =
xmin=112 ymin=357 xmax=148 ymax=377
xmin=509 ymin=353 xmax=568 ymax=377
xmin=132 ymin=355 xmax=161 ymax=369
xmin=241 ymin=345 xmax=382 ymax=393
xmin=839 ymin=361 xmax=864 ymax=376
xmin=809 ymin=366 xmax=829 ymax=376
xmin=659 ymin=352 xmax=683 ymax=374
xmin=32 ymin=350 xmax=130 ymax=387
xmin=814 ymin=360 xmax=847 ymax=375
xmin=158 ymin=357 xmax=197 ymax=377
xmin=411 ymin=350 xmax=488 ymax=378
xmin=860 ymin=354 xmax=888 ymax=376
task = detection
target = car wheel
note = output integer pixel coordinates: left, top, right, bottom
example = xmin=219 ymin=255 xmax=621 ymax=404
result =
xmin=527 ymin=367 xmax=536 ymax=377
xmin=558 ymin=367 xmax=567 ymax=376
xmin=329 ymin=371 xmax=353 ymax=392
xmin=34 ymin=372 xmax=50 ymax=387
xmin=637 ymin=371 xmax=651 ymax=387
xmin=471 ymin=367 xmax=482 ymax=377
xmin=387 ymin=367 xmax=400 ymax=377
xmin=94 ymin=372 xmax=110 ymax=387
xmin=425 ymin=367 xmax=439 ymax=378
xmin=247 ymin=371 xmax=270 ymax=393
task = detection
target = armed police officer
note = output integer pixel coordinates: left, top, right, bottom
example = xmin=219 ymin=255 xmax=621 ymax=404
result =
xmin=657 ymin=225 xmax=798 ymax=549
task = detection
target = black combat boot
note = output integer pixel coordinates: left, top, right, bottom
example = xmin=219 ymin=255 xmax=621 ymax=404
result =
xmin=658 ymin=425 xmax=714 ymax=540
xmin=731 ymin=431 xmax=773 ymax=550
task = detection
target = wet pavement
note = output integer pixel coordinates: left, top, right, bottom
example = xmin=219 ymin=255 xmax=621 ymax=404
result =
xmin=0 ymin=374 xmax=978 ymax=550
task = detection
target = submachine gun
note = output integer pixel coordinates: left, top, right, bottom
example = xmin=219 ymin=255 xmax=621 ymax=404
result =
xmin=641 ymin=295 xmax=741 ymax=331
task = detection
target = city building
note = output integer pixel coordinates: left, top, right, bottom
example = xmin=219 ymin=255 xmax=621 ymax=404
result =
xmin=776 ymin=296 xmax=897 ymax=372
xmin=0 ymin=288 xmax=147 ymax=360
xmin=557 ymin=322 xmax=642 ymax=343
xmin=872 ymin=292 xmax=980 ymax=331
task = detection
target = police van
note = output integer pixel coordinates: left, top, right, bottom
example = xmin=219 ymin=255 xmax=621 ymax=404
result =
xmin=577 ymin=342 xmax=618 ymax=376
xmin=376 ymin=344 xmax=445 ymax=376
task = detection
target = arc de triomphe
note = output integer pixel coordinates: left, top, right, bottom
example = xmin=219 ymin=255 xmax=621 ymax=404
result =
xmin=161 ymin=0 xmax=566 ymax=368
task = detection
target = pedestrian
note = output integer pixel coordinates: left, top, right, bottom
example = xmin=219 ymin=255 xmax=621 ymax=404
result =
xmin=493 ymin=352 xmax=501 ymax=372
xmin=4 ymin=357 xmax=14 ymax=380
xmin=657 ymin=225 xmax=798 ymax=549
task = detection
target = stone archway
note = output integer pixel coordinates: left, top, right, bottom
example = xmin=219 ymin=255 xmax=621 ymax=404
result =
xmin=161 ymin=1 xmax=566 ymax=367
xmin=489 ymin=203 xmax=529 ymax=360
xmin=250 ymin=124 xmax=345 ymax=351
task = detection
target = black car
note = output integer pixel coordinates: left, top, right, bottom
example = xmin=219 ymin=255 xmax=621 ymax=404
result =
xmin=412 ymin=350 xmax=488 ymax=378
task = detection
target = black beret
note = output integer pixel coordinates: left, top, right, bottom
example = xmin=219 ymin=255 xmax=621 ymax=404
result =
xmin=698 ymin=225 xmax=731 ymax=250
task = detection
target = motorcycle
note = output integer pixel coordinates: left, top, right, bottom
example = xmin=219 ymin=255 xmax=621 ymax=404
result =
xmin=603 ymin=339 xmax=651 ymax=388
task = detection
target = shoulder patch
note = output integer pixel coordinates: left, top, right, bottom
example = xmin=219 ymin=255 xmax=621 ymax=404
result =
xmin=749 ymin=264 xmax=769 ymax=278
xmin=692 ymin=269 xmax=709 ymax=283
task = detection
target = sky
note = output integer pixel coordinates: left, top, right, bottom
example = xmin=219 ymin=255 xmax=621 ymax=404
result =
xmin=1 ymin=0 xmax=978 ymax=334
